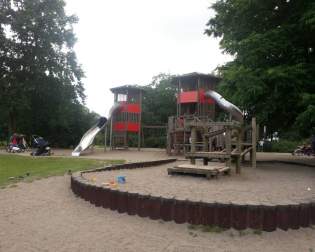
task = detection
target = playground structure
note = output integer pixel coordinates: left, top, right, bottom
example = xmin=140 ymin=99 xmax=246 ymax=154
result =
xmin=72 ymin=73 xmax=257 ymax=169
xmin=109 ymin=85 xmax=143 ymax=150
xmin=167 ymin=73 xmax=221 ymax=155
xmin=167 ymin=73 xmax=257 ymax=175
xmin=72 ymin=103 xmax=122 ymax=156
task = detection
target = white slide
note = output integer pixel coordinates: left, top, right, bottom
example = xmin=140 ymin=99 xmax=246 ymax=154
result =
xmin=71 ymin=118 xmax=107 ymax=156
xmin=205 ymin=90 xmax=244 ymax=123
xmin=72 ymin=103 xmax=121 ymax=157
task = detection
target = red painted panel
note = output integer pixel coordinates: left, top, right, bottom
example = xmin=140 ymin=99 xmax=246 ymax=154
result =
xmin=178 ymin=91 xmax=198 ymax=103
xmin=113 ymin=122 xmax=126 ymax=131
xmin=177 ymin=90 xmax=215 ymax=104
xmin=199 ymin=89 xmax=215 ymax=104
xmin=119 ymin=103 xmax=141 ymax=113
xmin=126 ymin=104 xmax=141 ymax=113
xmin=127 ymin=122 xmax=140 ymax=132
xmin=113 ymin=122 xmax=140 ymax=132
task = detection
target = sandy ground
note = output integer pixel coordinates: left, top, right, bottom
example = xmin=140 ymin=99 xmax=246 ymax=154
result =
xmin=1 ymin=149 xmax=315 ymax=251
xmin=0 ymin=175 xmax=315 ymax=252
xmin=83 ymin=161 xmax=315 ymax=205
xmin=2 ymin=147 xmax=315 ymax=164
xmin=0 ymin=148 xmax=172 ymax=163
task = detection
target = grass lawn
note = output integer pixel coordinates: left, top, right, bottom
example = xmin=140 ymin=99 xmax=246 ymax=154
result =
xmin=0 ymin=154 xmax=124 ymax=188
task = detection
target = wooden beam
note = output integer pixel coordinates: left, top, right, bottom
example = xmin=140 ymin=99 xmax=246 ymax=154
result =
xmin=205 ymin=128 xmax=226 ymax=138
xmin=104 ymin=125 xmax=107 ymax=152
xmin=109 ymin=118 xmax=113 ymax=149
xmin=138 ymin=90 xmax=142 ymax=151
xmin=251 ymin=117 xmax=257 ymax=168
xmin=241 ymin=146 xmax=253 ymax=157
xmin=225 ymin=127 xmax=232 ymax=168
xmin=191 ymin=127 xmax=197 ymax=153
xmin=235 ymin=129 xmax=241 ymax=174
xmin=142 ymin=125 xmax=167 ymax=129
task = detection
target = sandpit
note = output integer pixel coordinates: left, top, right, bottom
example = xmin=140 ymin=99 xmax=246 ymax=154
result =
xmin=83 ymin=161 xmax=315 ymax=205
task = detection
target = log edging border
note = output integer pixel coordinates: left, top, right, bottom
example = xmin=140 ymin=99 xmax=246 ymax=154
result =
xmin=71 ymin=159 xmax=315 ymax=232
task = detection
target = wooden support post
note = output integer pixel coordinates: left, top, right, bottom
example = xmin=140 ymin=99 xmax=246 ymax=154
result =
xmin=203 ymin=130 xmax=208 ymax=152
xmin=197 ymin=77 xmax=200 ymax=116
xmin=189 ymin=126 xmax=197 ymax=165
xmin=203 ymin=158 xmax=208 ymax=166
xmin=191 ymin=127 xmax=196 ymax=153
xmin=183 ymin=119 xmax=186 ymax=154
xmin=178 ymin=79 xmax=181 ymax=116
xmin=142 ymin=127 xmax=145 ymax=148
xmin=235 ymin=129 xmax=241 ymax=174
xmin=104 ymin=125 xmax=107 ymax=152
xmin=110 ymin=118 xmax=113 ymax=150
xmin=138 ymin=90 xmax=142 ymax=151
xmin=225 ymin=127 xmax=232 ymax=168
xmin=251 ymin=117 xmax=257 ymax=168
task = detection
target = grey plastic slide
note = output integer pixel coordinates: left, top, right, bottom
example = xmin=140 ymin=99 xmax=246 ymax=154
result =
xmin=205 ymin=90 xmax=243 ymax=123
xmin=71 ymin=103 xmax=121 ymax=156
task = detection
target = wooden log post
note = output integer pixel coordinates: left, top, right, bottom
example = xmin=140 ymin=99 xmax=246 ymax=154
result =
xmin=235 ymin=128 xmax=242 ymax=174
xmin=138 ymin=90 xmax=142 ymax=151
xmin=225 ymin=126 xmax=232 ymax=168
xmin=110 ymin=118 xmax=113 ymax=150
xmin=104 ymin=125 xmax=107 ymax=152
xmin=251 ymin=117 xmax=257 ymax=168
xmin=166 ymin=131 xmax=171 ymax=155
xmin=203 ymin=130 xmax=209 ymax=152
xmin=190 ymin=127 xmax=197 ymax=164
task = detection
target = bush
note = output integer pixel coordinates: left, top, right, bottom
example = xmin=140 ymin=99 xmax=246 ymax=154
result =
xmin=267 ymin=139 xmax=304 ymax=153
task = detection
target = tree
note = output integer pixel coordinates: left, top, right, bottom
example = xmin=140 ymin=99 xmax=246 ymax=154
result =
xmin=206 ymin=0 xmax=315 ymax=137
xmin=0 ymin=0 xmax=95 ymax=146
xmin=141 ymin=73 xmax=177 ymax=147
xmin=142 ymin=73 xmax=177 ymax=126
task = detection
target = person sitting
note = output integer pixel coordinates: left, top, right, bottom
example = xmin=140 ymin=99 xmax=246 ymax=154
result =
xmin=10 ymin=134 xmax=18 ymax=147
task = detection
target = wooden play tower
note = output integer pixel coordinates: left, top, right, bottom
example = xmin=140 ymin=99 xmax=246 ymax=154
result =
xmin=166 ymin=72 xmax=221 ymax=155
xmin=109 ymin=85 xmax=143 ymax=150
xmin=167 ymin=72 xmax=257 ymax=176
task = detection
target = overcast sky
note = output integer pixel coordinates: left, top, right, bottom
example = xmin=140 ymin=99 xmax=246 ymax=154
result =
xmin=65 ymin=0 xmax=232 ymax=116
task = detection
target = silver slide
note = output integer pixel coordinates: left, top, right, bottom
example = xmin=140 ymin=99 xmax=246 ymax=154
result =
xmin=71 ymin=103 xmax=121 ymax=156
xmin=205 ymin=90 xmax=243 ymax=123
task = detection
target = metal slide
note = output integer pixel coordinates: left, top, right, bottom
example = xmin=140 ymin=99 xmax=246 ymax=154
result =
xmin=205 ymin=90 xmax=243 ymax=123
xmin=71 ymin=103 xmax=121 ymax=156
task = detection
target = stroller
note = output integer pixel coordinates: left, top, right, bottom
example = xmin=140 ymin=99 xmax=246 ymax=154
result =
xmin=30 ymin=135 xmax=51 ymax=156
xmin=7 ymin=133 xmax=28 ymax=153
xmin=292 ymin=144 xmax=314 ymax=156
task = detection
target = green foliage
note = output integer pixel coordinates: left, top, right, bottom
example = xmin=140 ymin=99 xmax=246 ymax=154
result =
xmin=0 ymin=154 xmax=124 ymax=187
xmin=187 ymin=224 xmax=226 ymax=233
xmin=141 ymin=73 xmax=176 ymax=148
xmin=142 ymin=73 xmax=177 ymax=126
xmin=206 ymin=0 xmax=315 ymax=137
xmin=0 ymin=0 xmax=96 ymax=147
xmin=261 ymin=139 xmax=304 ymax=153
xmin=253 ymin=229 xmax=263 ymax=235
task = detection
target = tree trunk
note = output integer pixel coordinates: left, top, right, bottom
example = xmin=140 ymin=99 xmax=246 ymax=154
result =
xmin=9 ymin=110 xmax=17 ymax=135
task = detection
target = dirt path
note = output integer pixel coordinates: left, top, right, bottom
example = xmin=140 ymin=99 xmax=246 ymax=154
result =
xmin=0 ymin=175 xmax=315 ymax=252
xmin=1 ymin=147 xmax=315 ymax=165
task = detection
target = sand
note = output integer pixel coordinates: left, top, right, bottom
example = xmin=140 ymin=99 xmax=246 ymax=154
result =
xmin=0 ymin=175 xmax=315 ymax=252
xmin=1 ymin=149 xmax=315 ymax=251
xmin=83 ymin=161 xmax=315 ymax=205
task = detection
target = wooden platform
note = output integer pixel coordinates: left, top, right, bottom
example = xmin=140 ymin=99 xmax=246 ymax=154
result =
xmin=167 ymin=164 xmax=230 ymax=179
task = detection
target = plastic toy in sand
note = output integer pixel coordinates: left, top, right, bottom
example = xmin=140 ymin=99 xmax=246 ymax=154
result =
xmin=117 ymin=176 xmax=126 ymax=184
